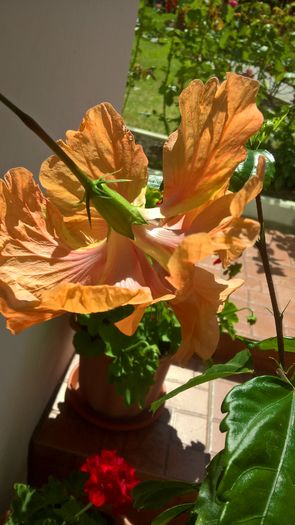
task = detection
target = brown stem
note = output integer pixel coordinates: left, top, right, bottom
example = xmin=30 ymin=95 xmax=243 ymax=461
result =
xmin=255 ymin=194 xmax=285 ymax=369
xmin=0 ymin=92 xmax=91 ymax=191
xmin=122 ymin=0 xmax=146 ymax=114
xmin=161 ymin=35 xmax=175 ymax=136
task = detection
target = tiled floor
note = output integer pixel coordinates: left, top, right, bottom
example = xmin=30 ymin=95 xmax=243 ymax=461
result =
xmin=30 ymin=228 xmax=295 ymax=487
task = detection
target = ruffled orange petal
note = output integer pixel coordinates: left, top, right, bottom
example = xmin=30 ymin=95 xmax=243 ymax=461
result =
xmin=0 ymin=171 xmax=172 ymax=333
xmin=36 ymin=232 xmax=175 ymax=334
xmin=40 ymin=103 xmax=148 ymax=228
xmin=166 ymin=233 xmax=243 ymax=362
xmin=162 ymin=73 xmax=263 ymax=217
xmin=184 ymin=156 xmax=265 ymax=265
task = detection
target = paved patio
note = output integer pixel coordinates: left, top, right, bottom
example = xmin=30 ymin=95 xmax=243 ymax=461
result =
xmin=29 ymin=228 xmax=294 ymax=488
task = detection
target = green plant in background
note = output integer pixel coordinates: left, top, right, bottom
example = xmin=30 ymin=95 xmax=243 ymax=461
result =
xmin=73 ymin=303 xmax=180 ymax=407
xmin=124 ymin=0 xmax=294 ymax=193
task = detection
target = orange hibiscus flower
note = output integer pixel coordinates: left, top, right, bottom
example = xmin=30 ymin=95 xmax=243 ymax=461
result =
xmin=0 ymin=73 xmax=264 ymax=360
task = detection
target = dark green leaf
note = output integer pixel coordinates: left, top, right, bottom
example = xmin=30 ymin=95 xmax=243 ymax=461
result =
xmin=53 ymin=498 xmax=82 ymax=520
xmin=12 ymin=484 xmax=36 ymax=514
xmin=35 ymin=518 xmax=61 ymax=525
xmin=133 ymin=480 xmax=198 ymax=510
xmin=151 ymin=503 xmax=195 ymax=525
xmin=195 ymin=452 xmax=225 ymax=524
xmin=151 ymin=350 xmax=253 ymax=412
xmin=73 ymin=331 xmax=104 ymax=357
xmin=230 ymin=149 xmax=275 ymax=192
xmin=222 ymin=262 xmax=242 ymax=279
xmin=197 ymin=376 xmax=295 ymax=524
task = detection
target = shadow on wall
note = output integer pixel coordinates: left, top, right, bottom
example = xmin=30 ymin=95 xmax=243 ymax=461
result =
xmin=0 ymin=315 xmax=74 ymax=512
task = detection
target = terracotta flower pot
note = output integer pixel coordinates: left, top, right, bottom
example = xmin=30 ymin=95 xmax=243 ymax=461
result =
xmin=67 ymin=352 xmax=172 ymax=430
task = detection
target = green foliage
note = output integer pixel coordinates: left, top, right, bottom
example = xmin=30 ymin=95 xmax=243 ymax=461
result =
xmin=7 ymin=474 xmax=107 ymax=525
xmin=107 ymin=341 xmax=160 ymax=407
xmin=217 ymin=300 xmax=256 ymax=340
xmin=246 ymin=311 xmax=257 ymax=326
xmin=133 ymin=479 xmax=198 ymax=510
xmin=151 ymin=503 xmax=195 ymax=525
xmin=124 ymin=0 xmax=294 ymax=192
xmin=253 ymin=336 xmax=295 ymax=353
xmin=151 ymin=349 xmax=253 ymax=412
xmin=145 ymin=185 xmax=163 ymax=207
xmin=195 ymin=375 xmax=295 ymax=524
xmin=73 ymin=303 xmax=181 ymax=407
xmin=230 ymin=149 xmax=275 ymax=192
xmin=192 ymin=451 xmax=225 ymax=524
xmin=217 ymin=301 xmax=239 ymax=339
xmin=222 ymin=262 xmax=242 ymax=280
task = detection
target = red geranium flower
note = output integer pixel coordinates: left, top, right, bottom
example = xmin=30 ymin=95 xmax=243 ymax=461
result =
xmin=80 ymin=450 xmax=139 ymax=514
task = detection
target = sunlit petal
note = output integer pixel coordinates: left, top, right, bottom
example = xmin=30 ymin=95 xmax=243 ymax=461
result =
xmin=40 ymin=103 xmax=148 ymax=224
xmin=134 ymin=223 xmax=185 ymax=269
xmin=162 ymin=73 xmax=263 ymax=217
xmin=0 ymin=171 xmax=172 ymax=333
xmin=183 ymin=156 xmax=265 ymax=265
xmin=166 ymin=233 xmax=243 ymax=362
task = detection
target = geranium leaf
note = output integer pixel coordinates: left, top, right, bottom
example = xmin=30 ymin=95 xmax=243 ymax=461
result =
xmin=230 ymin=149 xmax=275 ymax=192
xmin=151 ymin=503 xmax=195 ymax=525
xmin=196 ymin=376 xmax=295 ymax=524
xmin=151 ymin=350 xmax=253 ymax=412
xmin=12 ymin=484 xmax=37 ymax=514
xmin=73 ymin=331 xmax=105 ymax=357
xmin=133 ymin=480 xmax=198 ymax=510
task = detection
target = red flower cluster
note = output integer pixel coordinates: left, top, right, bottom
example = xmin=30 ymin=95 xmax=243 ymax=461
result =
xmin=80 ymin=450 xmax=139 ymax=514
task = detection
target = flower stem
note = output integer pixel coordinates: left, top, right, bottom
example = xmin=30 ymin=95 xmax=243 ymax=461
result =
xmin=0 ymin=92 xmax=92 ymax=192
xmin=122 ymin=0 xmax=146 ymax=114
xmin=255 ymin=194 xmax=285 ymax=369
xmin=61 ymin=502 xmax=93 ymax=525
xmin=0 ymin=91 xmax=146 ymax=238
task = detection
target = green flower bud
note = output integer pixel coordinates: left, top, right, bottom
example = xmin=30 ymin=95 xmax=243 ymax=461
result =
xmin=88 ymin=179 xmax=147 ymax=239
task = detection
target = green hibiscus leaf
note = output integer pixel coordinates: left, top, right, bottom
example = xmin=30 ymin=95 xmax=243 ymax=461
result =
xmin=133 ymin=480 xmax=198 ymax=510
xmin=256 ymin=336 xmax=295 ymax=353
xmin=230 ymin=149 xmax=275 ymax=192
xmin=151 ymin=350 xmax=253 ymax=412
xmin=151 ymin=503 xmax=195 ymax=525
xmin=195 ymin=452 xmax=225 ymax=524
xmin=196 ymin=376 xmax=295 ymax=524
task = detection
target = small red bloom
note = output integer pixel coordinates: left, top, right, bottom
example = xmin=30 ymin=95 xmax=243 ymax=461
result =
xmin=228 ymin=0 xmax=238 ymax=7
xmin=81 ymin=450 xmax=139 ymax=514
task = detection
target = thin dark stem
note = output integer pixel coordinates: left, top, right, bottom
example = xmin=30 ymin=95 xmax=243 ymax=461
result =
xmin=0 ymin=92 xmax=91 ymax=191
xmin=255 ymin=194 xmax=285 ymax=369
xmin=161 ymin=35 xmax=175 ymax=135
xmin=122 ymin=1 xmax=146 ymax=114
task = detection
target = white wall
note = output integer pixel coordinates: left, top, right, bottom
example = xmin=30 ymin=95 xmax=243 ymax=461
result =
xmin=0 ymin=0 xmax=139 ymax=511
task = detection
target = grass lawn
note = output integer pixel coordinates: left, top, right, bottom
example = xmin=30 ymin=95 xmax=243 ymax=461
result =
xmin=122 ymin=36 xmax=180 ymax=136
